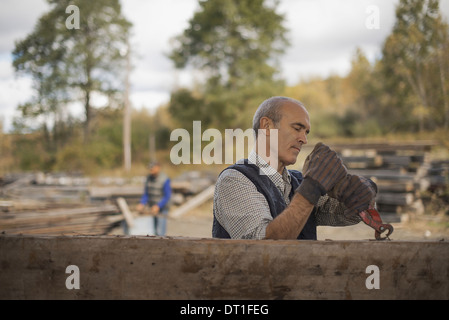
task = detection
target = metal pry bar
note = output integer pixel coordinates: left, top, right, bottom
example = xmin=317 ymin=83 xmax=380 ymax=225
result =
xmin=359 ymin=208 xmax=394 ymax=240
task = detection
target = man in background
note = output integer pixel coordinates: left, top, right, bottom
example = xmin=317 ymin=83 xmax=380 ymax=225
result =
xmin=137 ymin=162 xmax=172 ymax=236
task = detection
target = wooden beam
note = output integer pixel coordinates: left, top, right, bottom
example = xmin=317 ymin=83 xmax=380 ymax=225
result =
xmin=1 ymin=235 xmax=448 ymax=300
xmin=376 ymin=193 xmax=414 ymax=206
xmin=116 ymin=197 xmax=134 ymax=228
xmin=170 ymin=185 xmax=215 ymax=219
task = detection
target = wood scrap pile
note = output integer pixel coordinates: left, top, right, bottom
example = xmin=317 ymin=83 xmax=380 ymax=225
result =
xmin=0 ymin=204 xmax=121 ymax=235
xmin=0 ymin=170 xmax=217 ymax=235
xmin=331 ymin=141 xmax=446 ymax=222
xmin=0 ymin=173 xmax=122 ymax=235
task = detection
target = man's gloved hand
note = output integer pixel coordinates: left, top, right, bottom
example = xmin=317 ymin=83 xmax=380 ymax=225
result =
xmin=328 ymin=174 xmax=377 ymax=218
xmin=296 ymin=142 xmax=348 ymax=205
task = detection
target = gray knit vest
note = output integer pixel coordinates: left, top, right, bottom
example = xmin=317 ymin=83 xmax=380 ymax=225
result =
xmin=146 ymin=172 xmax=169 ymax=209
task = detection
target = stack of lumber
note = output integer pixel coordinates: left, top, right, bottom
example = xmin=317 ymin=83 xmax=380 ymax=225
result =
xmin=0 ymin=204 xmax=121 ymax=235
xmin=417 ymin=159 xmax=449 ymax=193
xmin=0 ymin=173 xmax=123 ymax=235
xmin=1 ymin=173 xmax=89 ymax=204
xmin=330 ymin=141 xmax=444 ymax=222
xmin=0 ymin=170 xmax=217 ymax=235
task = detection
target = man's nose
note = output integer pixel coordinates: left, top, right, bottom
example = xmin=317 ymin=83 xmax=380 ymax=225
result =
xmin=299 ymin=131 xmax=308 ymax=145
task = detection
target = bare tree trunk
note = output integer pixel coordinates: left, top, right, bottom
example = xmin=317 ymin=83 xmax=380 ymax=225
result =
xmin=84 ymin=90 xmax=91 ymax=143
xmin=123 ymin=42 xmax=131 ymax=172
xmin=438 ymin=48 xmax=449 ymax=129
xmin=149 ymin=134 xmax=156 ymax=163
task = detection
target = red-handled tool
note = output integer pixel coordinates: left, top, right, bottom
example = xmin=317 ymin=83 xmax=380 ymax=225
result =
xmin=359 ymin=208 xmax=394 ymax=240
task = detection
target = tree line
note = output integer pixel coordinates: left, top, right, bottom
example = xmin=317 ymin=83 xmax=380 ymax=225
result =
xmin=2 ymin=0 xmax=448 ymax=174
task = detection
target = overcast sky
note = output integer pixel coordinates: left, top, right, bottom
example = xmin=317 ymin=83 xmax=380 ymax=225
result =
xmin=1 ymin=0 xmax=448 ymax=132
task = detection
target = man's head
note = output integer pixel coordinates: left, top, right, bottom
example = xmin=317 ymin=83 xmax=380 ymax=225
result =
xmin=148 ymin=161 xmax=161 ymax=177
xmin=253 ymin=96 xmax=310 ymax=170
xmin=253 ymin=97 xmax=288 ymax=136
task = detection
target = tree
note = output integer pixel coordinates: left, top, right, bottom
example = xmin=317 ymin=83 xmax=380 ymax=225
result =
xmin=169 ymin=0 xmax=289 ymax=130
xmin=342 ymin=48 xmax=386 ymax=135
xmin=380 ymin=0 xmax=449 ymax=131
xmin=12 ymin=0 xmax=132 ymax=142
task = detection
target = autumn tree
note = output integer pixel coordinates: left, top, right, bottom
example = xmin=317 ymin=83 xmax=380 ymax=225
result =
xmin=381 ymin=0 xmax=449 ymax=131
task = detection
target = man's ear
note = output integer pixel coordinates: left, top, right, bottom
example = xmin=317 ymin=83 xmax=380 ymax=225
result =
xmin=259 ymin=117 xmax=274 ymax=135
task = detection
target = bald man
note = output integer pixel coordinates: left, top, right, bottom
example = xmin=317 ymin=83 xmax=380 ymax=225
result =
xmin=213 ymin=96 xmax=376 ymax=240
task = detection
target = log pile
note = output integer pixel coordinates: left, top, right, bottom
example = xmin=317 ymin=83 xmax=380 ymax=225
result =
xmin=0 ymin=173 xmax=122 ymax=235
xmin=0 ymin=170 xmax=217 ymax=235
xmin=330 ymin=141 xmax=446 ymax=222
xmin=0 ymin=205 xmax=121 ymax=235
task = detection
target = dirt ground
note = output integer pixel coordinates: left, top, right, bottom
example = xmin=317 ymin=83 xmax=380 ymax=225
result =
xmin=146 ymin=200 xmax=449 ymax=241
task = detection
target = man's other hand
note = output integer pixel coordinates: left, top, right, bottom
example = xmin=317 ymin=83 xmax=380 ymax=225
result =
xmin=328 ymin=174 xmax=377 ymax=218
xmin=296 ymin=142 xmax=347 ymax=205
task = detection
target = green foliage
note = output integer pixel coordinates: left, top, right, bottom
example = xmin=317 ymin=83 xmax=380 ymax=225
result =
xmin=12 ymin=133 xmax=54 ymax=171
xmin=168 ymin=89 xmax=211 ymax=129
xmin=170 ymin=0 xmax=287 ymax=73
xmin=53 ymin=143 xmax=89 ymax=173
xmin=285 ymin=0 xmax=449 ymax=138
xmin=130 ymin=107 xmax=173 ymax=164
xmin=380 ymin=0 xmax=449 ymax=131
xmin=309 ymin=112 xmax=342 ymax=139
xmin=169 ymin=0 xmax=288 ymax=130
xmin=52 ymin=138 xmax=121 ymax=174
xmin=12 ymin=0 xmax=132 ymax=141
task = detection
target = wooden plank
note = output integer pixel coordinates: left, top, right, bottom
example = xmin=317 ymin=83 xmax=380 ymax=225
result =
xmin=376 ymin=180 xmax=415 ymax=193
xmin=381 ymin=155 xmax=413 ymax=168
xmin=376 ymin=193 xmax=414 ymax=206
xmin=349 ymin=169 xmax=414 ymax=180
xmin=88 ymin=186 xmax=143 ymax=199
xmin=170 ymin=185 xmax=215 ymax=219
xmin=116 ymin=197 xmax=135 ymax=228
xmin=342 ymin=155 xmax=383 ymax=169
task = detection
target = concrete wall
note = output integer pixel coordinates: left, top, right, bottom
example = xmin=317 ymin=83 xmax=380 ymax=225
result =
xmin=0 ymin=234 xmax=448 ymax=299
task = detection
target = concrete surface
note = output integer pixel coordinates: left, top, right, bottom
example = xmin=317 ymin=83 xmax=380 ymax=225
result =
xmin=0 ymin=234 xmax=448 ymax=300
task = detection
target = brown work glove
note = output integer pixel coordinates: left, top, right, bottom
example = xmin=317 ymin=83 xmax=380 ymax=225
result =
xmin=296 ymin=142 xmax=348 ymax=205
xmin=328 ymin=174 xmax=377 ymax=218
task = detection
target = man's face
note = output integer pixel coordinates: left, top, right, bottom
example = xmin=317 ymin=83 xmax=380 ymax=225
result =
xmin=149 ymin=165 xmax=161 ymax=176
xmin=274 ymin=101 xmax=310 ymax=168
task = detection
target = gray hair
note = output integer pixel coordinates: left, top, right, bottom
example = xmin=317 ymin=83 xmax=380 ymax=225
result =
xmin=252 ymin=96 xmax=304 ymax=137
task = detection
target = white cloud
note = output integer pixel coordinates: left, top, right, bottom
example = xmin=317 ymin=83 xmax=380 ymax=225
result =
xmin=278 ymin=0 xmax=399 ymax=82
